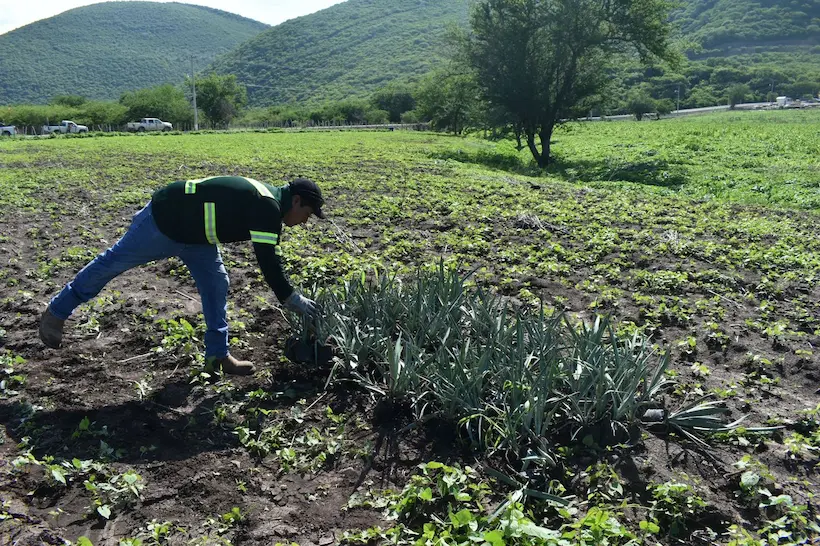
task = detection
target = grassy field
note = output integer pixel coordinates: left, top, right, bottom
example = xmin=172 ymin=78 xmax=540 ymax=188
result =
xmin=0 ymin=109 xmax=819 ymax=545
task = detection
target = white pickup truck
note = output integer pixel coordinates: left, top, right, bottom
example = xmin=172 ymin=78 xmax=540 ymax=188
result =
xmin=126 ymin=118 xmax=173 ymax=132
xmin=42 ymin=120 xmax=89 ymax=134
xmin=0 ymin=122 xmax=15 ymax=136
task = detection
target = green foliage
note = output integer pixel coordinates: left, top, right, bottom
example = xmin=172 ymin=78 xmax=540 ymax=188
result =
xmin=234 ymin=400 xmax=345 ymax=472
xmin=0 ymin=350 xmax=26 ymax=398
xmin=209 ymin=0 xmax=819 ymax=111
xmin=189 ymin=73 xmax=247 ymax=128
xmin=2 ymin=0 xmax=818 ymax=113
xmin=626 ymin=90 xmax=656 ymax=121
xmin=463 ymin=0 xmax=676 ymax=166
xmin=315 ymin=99 xmax=386 ymax=125
xmin=648 ymin=481 xmax=707 ymax=537
xmin=371 ymin=84 xmax=417 ymax=123
xmin=345 ymin=463 xmax=644 ymax=545
xmin=0 ymin=2 xmax=267 ymax=104
xmin=84 ymin=469 xmax=145 ymax=519
xmin=3 ymin=100 xmax=130 ymax=131
xmin=655 ymin=99 xmax=675 ymax=117
xmin=2 ymin=111 xmax=820 ymax=545
xmin=210 ymin=0 xmax=471 ymax=105
xmin=80 ymin=101 xmax=129 ymax=127
xmin=51 ymin=95 xmax=87 ymax=107
xmin=727 ymin=84 xmax=751 ymax=108
xmin=235 ymin=97 xmax=395 ymax=127
xmin=414 ymin=69 xmax=481 ymax=134
xmin=120 ymin=84 xmax=194 ymax=127
xmin=672 ymin=0 xmax=820 ymax=51
xmin=344 ymin=462 xmax=567 ymax=546
xmin=315 ymin=263 xmax=742 ymax=466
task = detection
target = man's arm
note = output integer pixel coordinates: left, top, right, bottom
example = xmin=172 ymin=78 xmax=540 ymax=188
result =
xmin=249 ymin=198 xmax=318 ymax=318
xmin=253 ymin=236 xmax=318 ymax=318
xmin=253 ymin=243 xmax=294 ymax=303
xmin=249 ymin=199 xmax=294 ymax=302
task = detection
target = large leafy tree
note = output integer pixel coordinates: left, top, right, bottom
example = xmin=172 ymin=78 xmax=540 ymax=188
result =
xmin=190 ymin=73 xmax=248 ymax=128
xmin=370 ymin=85 xmax=416 ymax=123
xmin=464 ymin=0 xmax=676 ymax=166
xmin=120 ymin=84 xmax=193 ymax=126
xmin=415 ymin=69 xmax=482 ymax=135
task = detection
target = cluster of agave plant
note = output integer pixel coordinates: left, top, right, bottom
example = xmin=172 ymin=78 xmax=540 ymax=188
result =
xmin=297 ymin=262 xmax=771 ymax=469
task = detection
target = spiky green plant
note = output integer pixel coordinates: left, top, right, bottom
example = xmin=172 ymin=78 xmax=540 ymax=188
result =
xmin=315 ymin=262 xmax=751 ymax=470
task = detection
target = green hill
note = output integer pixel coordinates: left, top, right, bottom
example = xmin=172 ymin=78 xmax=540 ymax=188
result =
xmin=673 ymin=0 xmax=820 ymax=52
xmin=210 ymin=0 xmax=819 ymax=106
xmin=209 ymin=0 xmax=471 ymax=105
xmin=0 ymin=2 xmax=268 ymax=105
xmin=1 ymin=0 xmax=817 ymax=108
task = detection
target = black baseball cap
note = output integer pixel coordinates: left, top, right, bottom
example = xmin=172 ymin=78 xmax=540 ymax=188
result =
xmin=290 ymin=178 xmax=325 ymax=219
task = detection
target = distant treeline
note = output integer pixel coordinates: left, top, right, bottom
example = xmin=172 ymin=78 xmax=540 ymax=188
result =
xmin=3 ymin=57 xmax=818 ymax=133
xmin=615 ymin=50 xmax=820 ymax=112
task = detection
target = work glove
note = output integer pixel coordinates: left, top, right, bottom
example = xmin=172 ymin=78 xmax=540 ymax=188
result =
xmin=285 ymin=292 xmax=320 ymax=319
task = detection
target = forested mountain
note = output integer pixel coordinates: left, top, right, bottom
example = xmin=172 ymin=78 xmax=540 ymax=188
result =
xmin=0 ymin=2 xmax=268 ymax=105
xmin=211 ymin=0 xmax=819 ymax=106
xmin=1 ymin=0 xmax=817 ymax=108
xmin=674 ymin=0 xmax=820 ymax=52
xmin=209 ymin=0 xmax=470 ymax=105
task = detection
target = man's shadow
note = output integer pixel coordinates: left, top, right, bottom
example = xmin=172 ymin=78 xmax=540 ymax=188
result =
xmin=0 ymin=371 xmax=329 ymax=465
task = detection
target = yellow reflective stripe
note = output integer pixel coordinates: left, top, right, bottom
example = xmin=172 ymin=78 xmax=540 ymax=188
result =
xmin=185 ymin=178 xmax=209 ymax=194
xmin=274 ymin=245 xmax=283 ymax=256
xmin=243 ymin=177 xmax=274 ymax=199
xmin=204 ymin=203 xmax=219 ymax=244
xmin=250 ymin=230 xmax=279 ymax=245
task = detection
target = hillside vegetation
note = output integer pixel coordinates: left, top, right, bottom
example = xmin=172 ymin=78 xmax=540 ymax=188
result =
xmin=210 ymin=0 xmax=820 ymax=106
xmin=1 ymin=0 xmax=817 ymax=109
xmin=675 ymin=0 xmax=820 ymax=52
xmin=210 ymin=0 xmax=470 ymax=105
xmin=0 ymin=1 xmax=267 ymax=105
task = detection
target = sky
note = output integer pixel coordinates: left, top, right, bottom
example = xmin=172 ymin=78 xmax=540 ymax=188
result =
xmin=0 ymin=0 xmax=347 ymax=35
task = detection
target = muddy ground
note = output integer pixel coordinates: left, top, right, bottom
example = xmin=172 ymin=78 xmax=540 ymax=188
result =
xmin=1 ymin=138 xmax=819 ymax=545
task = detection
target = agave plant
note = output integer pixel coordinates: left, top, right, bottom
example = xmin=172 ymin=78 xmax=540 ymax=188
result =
xmin=314 ymin=262 xmax=753 ymax=469
xmin=641 ymin=395 xmax=782 ymax=448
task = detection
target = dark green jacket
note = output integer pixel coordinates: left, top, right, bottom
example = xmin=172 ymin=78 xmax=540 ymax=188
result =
xmin=151 ymin=176 xmax=294 ymax=302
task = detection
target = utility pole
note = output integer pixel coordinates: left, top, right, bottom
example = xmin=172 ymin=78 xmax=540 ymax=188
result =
xmin=191 ymin=56 xmax=199 ymax=131
xmin=676 ymin=85 xmax=680 ymax=112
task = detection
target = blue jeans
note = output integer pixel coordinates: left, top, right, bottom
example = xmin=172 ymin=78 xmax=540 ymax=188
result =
xmin=49 ymin=202 xmax=230 ymax=358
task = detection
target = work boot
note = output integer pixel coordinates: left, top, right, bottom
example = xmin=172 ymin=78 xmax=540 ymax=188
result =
xmin=39 ymin=306 xmax=65 ymax=348
xmin=208 ymin=354 xmax=255 ymax=376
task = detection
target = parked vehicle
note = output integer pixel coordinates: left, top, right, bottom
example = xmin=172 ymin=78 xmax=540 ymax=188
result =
xmin=42 ymin=120 xmax=89 ymax=134
xmin=0 ymin=122 xmax=16 ymax=136
xmin=126 ymin=118 xmax=173 ymax=132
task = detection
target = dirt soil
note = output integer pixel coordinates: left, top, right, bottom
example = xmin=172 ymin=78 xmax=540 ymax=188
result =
xmin=1 ymin=154 xmax=819 ymax=544
xmin=0 ymin=202 xmax=429 ymax=545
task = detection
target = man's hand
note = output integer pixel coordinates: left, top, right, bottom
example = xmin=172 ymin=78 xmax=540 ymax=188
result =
xmin=285 ymin=292 xmax=320 ymax=319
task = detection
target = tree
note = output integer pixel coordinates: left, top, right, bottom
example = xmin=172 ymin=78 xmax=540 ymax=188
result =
xmin=415 ymin=70 xmax=481 ymax=135
xmin=189 ymin=73 xmax=247 ymax=128
xmin=727 ymin=84 xmax=750 ymax=109
xmin=120 ymin=84 xmax=193 ymax=126
xmin=371 ymin=85 xmax=416 ymax=123
xmin=683 ymin=85 xmax=720 ymax=109
xmin=655 ymin=98 xmax=674 ymax=119
xmin=463 ymin=0 xmax=676 ymax=167
xmin=627 ymin=90 xmax=656 ymax=121
xmin=51 ymin=95 xmax=87 ymax=107
xmin=79 ymin=101 xmax=128 ymax=127
xmin=783 ymin=79 xmax=819 ymax=100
